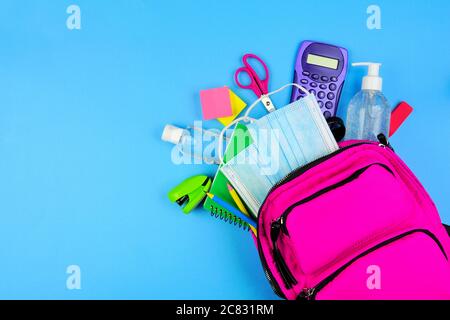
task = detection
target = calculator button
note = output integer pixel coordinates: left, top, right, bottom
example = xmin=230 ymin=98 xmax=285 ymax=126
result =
xmin=319 ymin=84 xmax=327 ymax=90
xmin=301 ymin=79 xmax=308 ymax=84
xmin=325 ymin=101 xmax=333 ymax=109
xmin=318 ymin=101 xmax=324 ymax=108
xmin=311 ymin=74 xmax=319 ymax=80
xmin=321 ymin=76 xmax=329 ymax=82
xmin=302 ymin=71 xmax=310 ymax=76
xmin=327 ymin=92 xmax=335 ymax=100
xmin=330 ymin=76 xmax=338 ymax=82
xmin=309 ymin=89 xmax=316 ymax=95
xmin=318 ymin=91 xmax=326 ymax=99
xmin=310 ymin=82 xmax=318 ymax=88
xmin=324 ymin=111 xmax=332 ymax=119
xmin=329 ymin=83 xmax=337 ymax=91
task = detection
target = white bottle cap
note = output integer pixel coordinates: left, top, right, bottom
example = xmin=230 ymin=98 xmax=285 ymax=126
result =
xmin=161 ymin=125 xmax=184 ymax=144
xmin=352 ymin=62 xmax=383 ymax=91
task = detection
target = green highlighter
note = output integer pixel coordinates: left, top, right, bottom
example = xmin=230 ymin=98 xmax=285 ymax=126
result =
xmin=168 ymin=175 xmax=212 ymax=214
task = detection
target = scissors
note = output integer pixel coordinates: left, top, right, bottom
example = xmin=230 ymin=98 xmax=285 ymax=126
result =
xmin=234 ymin=53 xmax=276 ymax=112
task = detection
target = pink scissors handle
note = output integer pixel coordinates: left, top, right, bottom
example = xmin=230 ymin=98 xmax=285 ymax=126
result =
xmin=234 ymin=53 xmax=270 ymax=97
xmin=234 ymin=67 xmax=262 ymax=96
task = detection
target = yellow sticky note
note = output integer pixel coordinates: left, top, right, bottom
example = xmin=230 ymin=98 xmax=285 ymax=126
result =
xmin=217 ymin=88 xmax=247 ymax=126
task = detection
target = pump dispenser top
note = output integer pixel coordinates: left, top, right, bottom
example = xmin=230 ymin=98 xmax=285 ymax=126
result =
xmin=353 ymin=62 xmax=382 ymax=91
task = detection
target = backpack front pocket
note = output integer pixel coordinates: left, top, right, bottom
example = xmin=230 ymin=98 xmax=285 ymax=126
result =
xmin=270 ymin=161 xmax=416 ymax=289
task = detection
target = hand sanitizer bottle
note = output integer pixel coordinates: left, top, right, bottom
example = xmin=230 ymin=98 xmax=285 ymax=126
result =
xmin=161 ymin=124 xmax=227 ymax=164
xmin=345 ymin=62 xmax=391 ymax=142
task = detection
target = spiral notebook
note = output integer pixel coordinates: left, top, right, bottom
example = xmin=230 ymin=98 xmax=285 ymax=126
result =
xmin=202 ymin=123 xmax=253 ymax=230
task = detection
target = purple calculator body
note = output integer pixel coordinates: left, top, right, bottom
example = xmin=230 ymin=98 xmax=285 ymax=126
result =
xmin=291 ymin=41 xmax=348 ymax=118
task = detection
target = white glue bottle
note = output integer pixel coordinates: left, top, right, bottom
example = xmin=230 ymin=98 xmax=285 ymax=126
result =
xmin=345 ymin=62 xmax=391 ymax=142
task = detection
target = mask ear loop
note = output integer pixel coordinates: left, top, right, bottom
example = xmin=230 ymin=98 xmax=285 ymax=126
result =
xmin=217 ymin=83 xmax=310 ymax=164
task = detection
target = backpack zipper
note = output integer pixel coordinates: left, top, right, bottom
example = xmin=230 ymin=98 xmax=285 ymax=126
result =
xmin=264 ymin=142 xmax=370 ymax=199
xmin=262 ymin=136 xmax=392 ymax=205
xmin=297 ymin=229 xmax=448 ymax=300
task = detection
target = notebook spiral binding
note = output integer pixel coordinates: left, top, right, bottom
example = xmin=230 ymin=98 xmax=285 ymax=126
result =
xmin=209 ymin=205 xmax=251 ymax=231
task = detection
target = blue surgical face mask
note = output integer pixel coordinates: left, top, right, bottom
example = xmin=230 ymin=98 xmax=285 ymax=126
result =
xmin=219 ymin=84 xmax=339 ymax=216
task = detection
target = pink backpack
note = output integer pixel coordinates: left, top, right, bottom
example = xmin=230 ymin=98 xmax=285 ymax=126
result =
xmin=257 ymin=139 xmax=450 ymax=300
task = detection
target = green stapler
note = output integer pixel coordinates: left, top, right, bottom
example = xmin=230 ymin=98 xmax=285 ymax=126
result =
xmin=168 ymin=175 xmax=212 ymax=214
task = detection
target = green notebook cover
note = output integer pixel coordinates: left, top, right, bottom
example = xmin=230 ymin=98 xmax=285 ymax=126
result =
xmin=203 ymin=123 xmax=252 ymax=217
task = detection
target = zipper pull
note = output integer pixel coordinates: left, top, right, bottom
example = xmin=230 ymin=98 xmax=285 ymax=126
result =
xmin=377 ymin=133 xmax=394 ymax=151
xmin=272 ymin=216 xmax=289 ymax=239
xmin=271 ymin=218 xmax=297 ymax=289
xmin=298 ymin=288 xmax=315 ymax=300
xmin=271 ymin=216 xmax=289 ymax=240
xmin=271 ymin=218 xmax=282 ymax=243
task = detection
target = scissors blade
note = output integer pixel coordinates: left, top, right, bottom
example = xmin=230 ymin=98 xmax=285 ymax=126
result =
xmin=261 ymin=96 xmax=276 ymax=113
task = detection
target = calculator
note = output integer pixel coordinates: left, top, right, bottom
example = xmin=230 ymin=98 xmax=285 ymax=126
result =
xmin=291 ymin=41 xmax=348 ymax=119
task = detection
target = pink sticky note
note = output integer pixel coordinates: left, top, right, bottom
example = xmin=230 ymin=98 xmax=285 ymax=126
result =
xmin=200 ymin=87 xmax=233 ymax=120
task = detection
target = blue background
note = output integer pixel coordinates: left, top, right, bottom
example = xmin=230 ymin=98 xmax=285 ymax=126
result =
xmin=0 ymin=0 xmax=449 ymax=299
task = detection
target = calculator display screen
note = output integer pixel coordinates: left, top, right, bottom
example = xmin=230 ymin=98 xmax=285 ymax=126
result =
xmin=306 ymin=54 xmax=339 ymax=70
